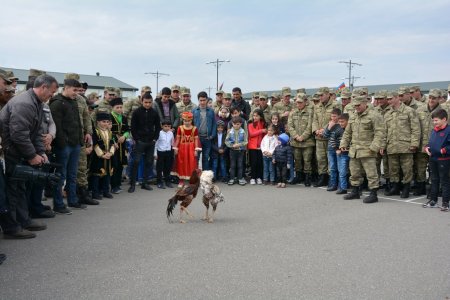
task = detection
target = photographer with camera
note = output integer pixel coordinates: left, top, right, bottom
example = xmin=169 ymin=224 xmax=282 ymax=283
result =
xmin=0 ymin=74 xmax=58 ymax=239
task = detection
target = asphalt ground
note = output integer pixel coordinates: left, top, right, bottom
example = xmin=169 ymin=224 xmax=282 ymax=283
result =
xmin=1 ymin=182 xmax=450 ymax=299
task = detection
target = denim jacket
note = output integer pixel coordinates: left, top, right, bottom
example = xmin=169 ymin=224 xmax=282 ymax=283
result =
xmin=225 ymin=127 xmax=248 ymax=150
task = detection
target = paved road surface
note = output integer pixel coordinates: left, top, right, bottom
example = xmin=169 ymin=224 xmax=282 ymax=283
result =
xmin=1 ymin=183 xmax=449 ymax=299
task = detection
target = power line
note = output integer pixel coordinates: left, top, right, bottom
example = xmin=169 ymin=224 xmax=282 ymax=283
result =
xmin=338 ymin=60 xmax=362 ymax=91
xmin=206 ymin=59 xmax=230 ymax=91
xmin=144 ymin=71 xmax=170 ymax=94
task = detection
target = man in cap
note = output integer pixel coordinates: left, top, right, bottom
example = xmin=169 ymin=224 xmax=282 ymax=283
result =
xmin=272 ymin=87 xmax=293 ymax=125
xmin=87 ymin=92 xmax=99 ymax=106
xmin=222 ymin=92 xmax=233 ymax=110
xmin=329 ymin=89 xmax=337 ymax=101
xmin=213 ymin=90 xmax=224 ymax=115
xmin=5 ymin=71 xmax=18 ymax=90
xmin=50 ymin=76 xmax=88 ymax=214
xmin=250 ymin=92 xmax=260 ymax=112
xmin=398 ymin=86 xmax=423 ymax=110
xmin=231 ymin=87 xmax=251 ymax=121
xmin=114 ymin=88 xmax=121 ymax=98
xmin=339 ymin=96 xmax=385 ymax=203
xmin=340 ymin=90 xmax=352 ymax=111
xmin=176 ymin=87 xmax=197 ymax=113
xmin=123 ymin=85 xmax=151 ymax=126
xmin=297 ymin=88 xmax=306 ymax=95
xmin=415 ymin=89 xmax=442 ymax=196
xmin=373 ymin=90 xmax=391 ymax=188
xmin=270 ymin=93 xmax=281 ymax=108
xmin=170 ymin=85 xmax=181 ymax=104
xmin=383 ymin=91 xmax=420 ymax=198
xmin=0 ymin=74 xmax=58 ymax=238
xmin=0 ymin=69 xmax=13 ymax=110
xmin=288 ymin=94 xmax=315 ymax=186
xmin=258 ymin=92 xmax=272 ymax=124
xmin=410 ymin=85 xmax=425 ymax=103
xmin=95 ymin=86 xmax=117 ymax=114
xmin=312 ymin=87 xmax=342 ymax=187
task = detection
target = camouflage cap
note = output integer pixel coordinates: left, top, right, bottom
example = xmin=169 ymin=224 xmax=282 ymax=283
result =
xmin=281 ymin=87 xmax=291 ymax=97
xmin=352 ymin=95 xmax=369 ymax=105
xmin=410 ymin=85 xmax=420 ymax=92
xmin=340 ymin=91 xmax=352 ymax=99
xmin=398 ymin=86 xmax=410 ymax=95
xmin=104 ymin=86 xmax=116 ymax=94
xmin=115 ymin=88 xmax=121 ymax=96
xmin=316 ymin=87 xmax=330 ymax=95
xmin=215 ymin=90 xmax=224 ymax=95
xmin=386 ymin=91 xmax=398 ymax=99
xmin=141 ymin=85 xmax=152 ymax=93
xmin=329 ymin=89 xmax=336 ymax=95
xmin=361 ymin=87 xmax=369 ymax=95
xmin=181 ymin=87 xmax=191 ymax=96
xmin=5 ymin=70 xmax=18 ymax=81
xmin=259 ymin=92 xmax=268 ymax=99
xmin=29 ymin=68 xmax=46 ymax=78
xmin=88 ymin=92 xmax=99 ymax=99
xmin=295 ymin=93 xmax=307 ymax=102
xmin=64 ymin=73 xmax=80 ymax=80
xmin=296 ymin=88 xmax=306 ymax=94
xmin=312 ymin=94 xmax=320 ymax=101
xmin=223 ymin=92 xmax=231 ymax=99
xmin=428 ymin=89 xmax=442 ymax=98
xmin=171 ymin=84 xmax=180 ymax=92
xmin=0 ymin=69 xmax=12 ymax=84
xmin=252 ymin=91 xmax=260 ymax=98
xmin=374 ymin=90 xmax=387 ymax=99
xmin=271 ymin=92 xmax=280 ymax=98
xmin=351 ymin=88 xmax=366 ymax=98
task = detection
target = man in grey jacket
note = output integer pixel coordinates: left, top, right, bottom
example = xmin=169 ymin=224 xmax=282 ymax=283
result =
xmin=0 ymin=74 xmax=58 ymax=239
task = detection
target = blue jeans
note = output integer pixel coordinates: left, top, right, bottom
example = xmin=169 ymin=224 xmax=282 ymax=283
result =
xmin=337 ymin=152 xmax=350 ymax=190
xmin=53 ymin=145 xmax=81 ymax=208
xmin=263 ymin=156 xmax=275 ymax=182
xmin=199 ymin=137 xmax=212 ymax=170
xmin=288 ymin=155 xmax=295 ymax=182
xmin=327 ymin=150 xmax=338 ymax=188
xmin=212 ymin=155 xmax=227 ymax=179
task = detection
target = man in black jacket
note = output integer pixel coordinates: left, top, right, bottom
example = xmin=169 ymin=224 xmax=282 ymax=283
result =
xmin=129 ymin=92 xmax=161 ymax=193
xmin=0 ymin=74 xmax=58 ymax=239
xmin=50 ymin=78 xmax=86 ymax=214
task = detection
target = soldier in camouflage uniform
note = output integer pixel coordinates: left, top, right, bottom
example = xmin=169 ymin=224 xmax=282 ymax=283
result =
xmin=383 ymin=91 xmax=421 ymax=198
xmin=270 ymin=93 xmax=281 ymax=108
xmin=249 ymin=92 xmax=260 ymax=121
xmin=94 ymin=86 xmax=117 ymax=116
xmin=212 ymin=90 xmax=224 ymax=115
xmin=258 ymin=92 xmax=272 ymax=124
xmin=373 ymin=90 xmax=391 ymax=188
xmin=414 ymin=89 xmax=442 ymax=196
xmin=64 ymin=73 xmax=98 ymax=205
xmin=272 ymin=87 xmax=293 ymax=126
xmin=340 ymin=90 xmax=352 ymax=113
xmin=410 ymin=85 xmax=426 ymax=103
xmin=288 ymin=94 xmax=315 ymax=186
xmin=312 ymin=87 xmax=342 ymax=187
xmin=170 ymin=84 xmax=181 ymax=103
xmin=398 ymin=86 xmax=423 ymax=110
xmin=340 ymin=96 xmax=385 ymax=203
xmin=176 ymin=87 xmax=197 ymax=114
xmin=123 ymin=86 xmax=151 ymax=126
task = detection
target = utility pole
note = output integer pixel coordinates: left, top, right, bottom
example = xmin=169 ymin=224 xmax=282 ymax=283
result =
xmin=338 ymin=60 xmax=362 ymax=92
xmin=342 ymin=76 xmax=362 ymax=91
xmin=144 ymin=71 xmax=170 ymax=94
xmin=206 ymin=59 xmax=230 ymax=91
xmin=205 ymin=86 xmax=214 ymax=97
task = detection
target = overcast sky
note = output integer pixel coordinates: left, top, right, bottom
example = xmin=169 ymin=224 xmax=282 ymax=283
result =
xmin=1 ymin=0 xmax=449 ymax=96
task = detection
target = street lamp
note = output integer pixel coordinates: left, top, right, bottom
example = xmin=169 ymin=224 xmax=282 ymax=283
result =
xmin=206 ymin=59 xmax=230 ymax=91
xmin=144 ymin=71 xmax=170 ymax=94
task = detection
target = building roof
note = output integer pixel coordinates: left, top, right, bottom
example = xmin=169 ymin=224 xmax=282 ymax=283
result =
xmin=245 ymin=80 xmax=450 ymax=98
xmin=4 ymin=67 xmax=138 ymax=91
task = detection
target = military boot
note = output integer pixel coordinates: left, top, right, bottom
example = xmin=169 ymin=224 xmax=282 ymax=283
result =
xmin=383 ymin=178 xmax=391 ymax=191
xmin=384 ymin=182 xmax=400 ymax=196
xmin=314 ymin=174 xmax=328 ymax=187
xmin=400 ymin=183 xmax=410 ymax=198
xmin=344 ymin=187 xmax=360 ymax=200
xmin=363 ymin=189 xmax=378 ymax=203
xmin=413 ymin=182 xmax=426 ymax=196
xmin=297 ymin=171 xmax=305 ymax=184
xmin=78 ymin=186 xmax=99 ymax=205
xmin=304 ymin=174 xmax=311 ymax=187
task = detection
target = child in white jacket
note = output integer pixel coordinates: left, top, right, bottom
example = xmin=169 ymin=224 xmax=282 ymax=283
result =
xmin=260 ymin=125 xmax=278 ymax=184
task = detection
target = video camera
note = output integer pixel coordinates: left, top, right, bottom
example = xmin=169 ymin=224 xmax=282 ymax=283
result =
xmin=10 ymin=162 xmax=62 ymax=187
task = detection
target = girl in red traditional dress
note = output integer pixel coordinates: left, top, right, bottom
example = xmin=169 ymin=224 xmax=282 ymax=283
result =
xmin=172 ymin=111 xmax=201 ymax=188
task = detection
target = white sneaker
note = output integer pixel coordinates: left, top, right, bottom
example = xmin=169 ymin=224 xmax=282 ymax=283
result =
xmin=256 ymin=178 xmax=263 ymax=185
xmin=250 ymin=179 xmax=256 ymax=185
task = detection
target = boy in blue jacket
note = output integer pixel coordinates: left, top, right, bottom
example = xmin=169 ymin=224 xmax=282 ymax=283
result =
xmin=424 ymin=109 xmax=450 ymax=211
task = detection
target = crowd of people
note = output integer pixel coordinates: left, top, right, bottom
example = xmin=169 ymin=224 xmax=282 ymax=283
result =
xmin=0 ymin=66 xmax=450 ymax=265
